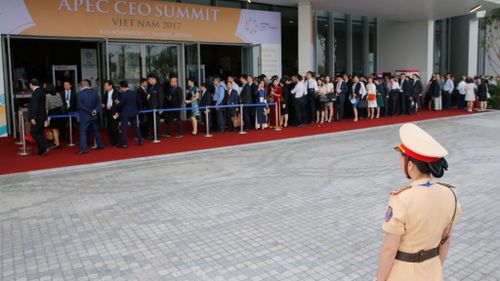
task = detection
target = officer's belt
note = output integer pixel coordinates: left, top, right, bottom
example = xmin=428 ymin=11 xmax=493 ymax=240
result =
xmin=395 ymin=247 xmax=439 ymax=263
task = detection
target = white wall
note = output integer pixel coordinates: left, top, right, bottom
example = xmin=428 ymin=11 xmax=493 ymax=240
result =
xmin=377 ymin=19 xmax=434 ymax=82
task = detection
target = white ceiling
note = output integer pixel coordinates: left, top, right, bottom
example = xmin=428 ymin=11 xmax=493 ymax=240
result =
xmin=250 ymin=0 xmax=500 ymax=21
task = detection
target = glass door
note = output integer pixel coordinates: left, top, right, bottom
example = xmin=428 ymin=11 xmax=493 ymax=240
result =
xmin=107 ymin=43 xmax=179 ymax=88
xmin=108 ymin=44 xmax=141 ymax=88
xmin=144 ymin=44 xmax=178 ymax=85
xmin=185 ymin=42 xmax=201 ymax=84
xmin=242 ymin=44 xmax=261 ymax=77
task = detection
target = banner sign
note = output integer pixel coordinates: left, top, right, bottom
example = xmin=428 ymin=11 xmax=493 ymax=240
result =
xmin=0 ymin=0 xmax=281 ymax=45
xmin=80 ymin=49 xmax=98 ymax=86
xmin=0 ymin=42 xmax=6 ymax=137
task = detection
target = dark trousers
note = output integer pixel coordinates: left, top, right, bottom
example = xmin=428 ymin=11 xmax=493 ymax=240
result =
xmin=336 ymin=96 xmax=345 ymax=120
xmin=226 ymin=109 xmax=237 ymax=131
xmin=443 ymin=91 xmax=452 ymax=109
xmin=216 ymin=108 xmax=225 ymax=132
xmin=30 ymin=121 xmax=50 ymax=154
xmin=139 ymin=111 xmax=149 ymax=137
xmin=121 ymin=115 xmax=142 ymax=145
xmin=458 ymin=94 xmax=466 ymax=109
xmin=305 ymin=94 xmax=316 ymax=123
xmin=166 ymin=111 xmax=183 ymax=136
xmin=147 ymin=111 xmax=161 ymax=139
xmin=243 ymin=107 xmax=251 ymax=131
xmin=390 ymin=91 xmax=400 ymax=116
xmin=79 ymin=118 xmax=103 ymax=152
xmin=294 ymin=97 xmax=305 ymax=126
xmin=383 ymin=94 xmax=390 ymax=117
xmin=399 ymin=92 xmax=408 ymax=115
xmin=104 ymin=110 xmax=119 ymax=145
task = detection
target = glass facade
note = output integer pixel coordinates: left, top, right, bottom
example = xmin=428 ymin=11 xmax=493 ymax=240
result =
xmin=368 ymin=17 xmax=377 ymax=75
xmin=316 ymin=11 xmax=330 ymax=75
xmin=276 ymin=6 xmax=299 ymax=75
xmin=334 ymin=13 xmax=348 ymax=75
xmin=316 ymin=12 xmax=376 ymax=76
xmin=434 ymin=19 xmax=450 ymax=74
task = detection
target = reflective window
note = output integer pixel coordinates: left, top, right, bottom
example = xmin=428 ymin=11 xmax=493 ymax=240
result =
xmin=316 ymin=11 xmax=329 ymax=75
xmin=276 ymin=6 xmax=298 ymax=75
xmin=352 ymin=16 xmax=364 ymax=75
xmin=218 ymin=0 xmax=243 ymax=8
xmin=183 ymin=0 xmax=212 ymax=6
xmin=368 ymin=17 xmax=377 ymax=75
xmin=334 ymin=13 xmax=347 ymax=75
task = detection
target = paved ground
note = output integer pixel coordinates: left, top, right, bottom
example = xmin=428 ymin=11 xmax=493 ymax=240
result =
xmin=1 ymin=111 xmax=499 ymax=281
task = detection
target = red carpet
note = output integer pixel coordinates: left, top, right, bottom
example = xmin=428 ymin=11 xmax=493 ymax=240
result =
xmin=0 ymin=109 xmax=475 ymax=175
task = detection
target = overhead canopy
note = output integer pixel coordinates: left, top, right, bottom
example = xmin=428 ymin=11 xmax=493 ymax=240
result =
xmin=252 ymin=0 xmax=500 ymax=21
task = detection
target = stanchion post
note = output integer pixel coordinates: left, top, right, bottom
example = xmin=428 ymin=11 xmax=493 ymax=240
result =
xmin=239 ymin=104 xmax=247 ymax=135
xmin=152 ymin=109 xmax=161 ymax=143
xmin=204 ymin=106 xmax=213 ymax=138
xmin=15 ymin=110 xmax=23 ymax=145
xmin=67 ymin=113 xmax=76 ymax=147
xmin=17 ymin=111 xmax=30 ymax=156
xmin=274 ymin=102 xmax=282 ymax=131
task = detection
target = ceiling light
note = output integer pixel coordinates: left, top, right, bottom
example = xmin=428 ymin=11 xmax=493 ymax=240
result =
xmin=469 ymin=5 xmax=482 ymax=13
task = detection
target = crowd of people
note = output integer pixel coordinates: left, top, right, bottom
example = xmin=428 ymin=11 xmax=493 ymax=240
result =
xmin=25 ymin=71 xmax=495 ymax=156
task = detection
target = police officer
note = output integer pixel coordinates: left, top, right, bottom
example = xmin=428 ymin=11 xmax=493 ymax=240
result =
xmin=375 ymin=123 xmax=461 ymax=281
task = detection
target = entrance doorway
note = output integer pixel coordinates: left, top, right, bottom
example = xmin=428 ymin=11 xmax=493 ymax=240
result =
xmin=200 ymin=44 xmax=242 ymax=80
xmin=107 ymin=43 xmax=179 ymax=89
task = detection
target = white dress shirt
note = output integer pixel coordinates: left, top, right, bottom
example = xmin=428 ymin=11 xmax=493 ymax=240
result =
xmin=291 ymin=81 xmax=305 ymax=99
xmin=106 ymin=89 xmax=114 ymax=110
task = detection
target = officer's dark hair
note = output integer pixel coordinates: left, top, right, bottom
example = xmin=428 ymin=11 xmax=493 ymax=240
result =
xmin=408 ymin=157 xmax=448 ymax=178
xmin=140 ymin=78 xmax=147 ymax=84
xmin=119 ymin=80 xmax=129 ymax=88
xmin=147 ymin=73 xmax=157 ymax=79
xmin=29 ymin=78 xmax=40 ymax=86
xmin=199 ymin=82 xmax=207 ymax=88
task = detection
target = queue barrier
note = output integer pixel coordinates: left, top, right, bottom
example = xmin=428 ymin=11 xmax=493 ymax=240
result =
xmin=17 ymin=103 xmax=280 ymax=155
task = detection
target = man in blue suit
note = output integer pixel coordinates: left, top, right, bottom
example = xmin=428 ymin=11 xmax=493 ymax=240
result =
xmin=117 ymin=81 xmax=143 ymax=148
xmin=76 ymin=80 xmax=104 ymax=154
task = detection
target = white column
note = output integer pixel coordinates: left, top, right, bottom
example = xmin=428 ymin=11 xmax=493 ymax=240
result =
xmin=426 ymin=20 xmax=435 ymax=82
xmin=468 ymin=17 xmax=479 ymax=76
xmin=298 ymin=2 xmax=313 ymax=75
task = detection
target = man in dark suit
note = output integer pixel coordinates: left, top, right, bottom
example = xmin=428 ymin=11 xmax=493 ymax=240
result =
xmin=399 ymin=74 xmax=410 ymax=115
xmin=249 ymin=75 xmax=258 ymax=127
xmin=146 ymin=74 xmax=164 ymax=140
xmin=412 ymin=74 xmax=424 ymax=114
xmin=166 ymin=77 xmax=184 ymax=138
xmin=116 ymin=81 xmax=143 ymax=148
xmin=60 ymin=81 xmax=77 ymax=112
xmin=335 ymin=75 xmax=348 ymax=121
xmin=28 ymin=79 xmax=51 ymax=155
xmin=239 ymin=75 xmax=253 ymax=132
xmin=199 ymin=82 xmax=212 ymax=131
xmin=76 ymin=80 xmax=104 ymax=154
xmin=136 ymin=78 xmax=149 ymax=138
xmin=101 ymin=80 xmax=120 ymax=146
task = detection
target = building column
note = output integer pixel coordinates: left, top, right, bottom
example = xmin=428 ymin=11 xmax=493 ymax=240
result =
xmin=298 ymin=2 xmax=314 ymax=74
xmin=468 ymin=17 xmax=479 ymax=76
xmin=426 ymin=20 xmax=435 ymax=81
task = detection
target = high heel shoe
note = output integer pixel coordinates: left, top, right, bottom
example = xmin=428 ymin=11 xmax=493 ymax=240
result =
xmin=52 ymin=144 xmax=61 ymax=149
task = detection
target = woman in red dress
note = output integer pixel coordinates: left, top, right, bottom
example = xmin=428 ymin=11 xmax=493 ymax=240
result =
xmin=268 ymin=78 xmax=282 ymax=128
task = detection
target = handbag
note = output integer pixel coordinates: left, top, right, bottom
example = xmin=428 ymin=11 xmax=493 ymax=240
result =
xmin=358 ymin=99 xmax=368 ymax=109
xmin=327 ymin=93 xmax=336 ymax=102
xmin=487 ymin=92 xmax=491 ymax=99
xmin=319 ymin=95 xmax=329 ymax=103
xmin=232 ymin=113 xmax=242 ymax=128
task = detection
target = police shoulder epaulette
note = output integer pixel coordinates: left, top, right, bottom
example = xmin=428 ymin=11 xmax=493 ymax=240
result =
xmin=390 ymin=185 xmax=412 ymax=195
xmin=437 ymin=182 xmax=455 ymax=188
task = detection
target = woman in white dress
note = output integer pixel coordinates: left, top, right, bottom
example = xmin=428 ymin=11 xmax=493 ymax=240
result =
xmin=465 ymin=77 xmax=477 ymax=112
xmin=366 ymin=77 xmax=377 ymax=119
